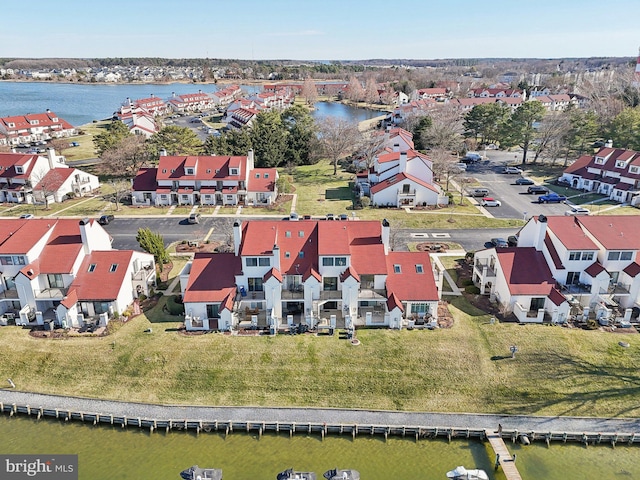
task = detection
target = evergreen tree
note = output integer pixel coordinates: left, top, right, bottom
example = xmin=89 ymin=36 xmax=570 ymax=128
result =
xmin=136 ymin=228 xmax=169 ymax=268
xmin=94 ymin=120 xmax=131 ymax=156
xmin=146 ymin=125 xmax=202 ymax=158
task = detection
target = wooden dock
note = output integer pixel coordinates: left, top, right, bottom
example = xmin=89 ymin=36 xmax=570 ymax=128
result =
xmin=485 ymin=430 xmax=522 ymax=480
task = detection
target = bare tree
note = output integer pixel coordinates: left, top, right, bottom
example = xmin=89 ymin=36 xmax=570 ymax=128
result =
xmin=419 ymin=105 xmax=464 ymax=153
xmin=300 ymin=76 xmax=318 ymax=105
xmin=108 ymin=179 xmax=132 ymax=211
xmin=356 ymin=130 xmax=387 ymax=170
xmin=346 ymin=75 xmax=365 ymax=103
xmin=364 ymin=77 xmax=380 ymax=105
xmin=531 ymin=111 xmax=571 ymax=163
xmin=100 ymin=135 xmax=151 ymax=177
xmin=316 ymin=118 xmax=362 ymax=175
xmin=31 ymin=168 xmax=64 ymax=210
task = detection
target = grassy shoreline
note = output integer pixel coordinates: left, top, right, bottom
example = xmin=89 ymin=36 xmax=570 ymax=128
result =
xmin=2 ymin=293 xmax=639 ymax=418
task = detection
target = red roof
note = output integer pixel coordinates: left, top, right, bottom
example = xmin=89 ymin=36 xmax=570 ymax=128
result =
xmin=370 ymin=171 xmax=438 ymax=195
xmin=33 ymin=168 xmax=75 ymax=192
xmin=496 ymin=247 xmax=556 ymax=296
xmin=577 ymin=216 xmax=640 ymax=250
xmin=247 ymin=169 xmax=277 ymax=192
xmin=132 ymin=167 xmax=158 ymax=191
xmin=385 ymin=251 xmax=439 ymax=301
xmin=69 ymin=250 xmax=134 ymax=301
xmin=183 ymin=253 xmax=241 ymax=304
xmin=623 ymin=262 xmax=640 ymax=277
xmin=545 ymin=216 xmax=599 ymax=251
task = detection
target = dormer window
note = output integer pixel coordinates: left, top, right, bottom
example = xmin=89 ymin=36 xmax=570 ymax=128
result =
xmin=51 ymin=117 xmax=58 ymax=122
xmin=162 ymin=169 xmax=167 ymax=173
xmin=394 ymin=264 xmax=401 ymax=273
xmin=186 ymin=168 xmax=194 ymax=175
xmin=206 ymin=169 xmax=211 ymax=174
xmin=88 ymin=264 xmax=97 ymax=272
xmin=415 ymin=264 xmax=424 ymax=273
xmin=30 ymin=120 xmax=39 ymax=125
xmin=595 ymin=157 xmax=605 ymax=165
xmin=7 ymin=123 xmax=14 ymax=128
xmin=15 ymin=166 xmax=23 ymax=174
xmin=171 ymin=169 xmax=175 ymax=173
xmin=615 ymin=161 xmax=626 ymax=168
xmin=230 ymin=168 xmax=238 ymax=175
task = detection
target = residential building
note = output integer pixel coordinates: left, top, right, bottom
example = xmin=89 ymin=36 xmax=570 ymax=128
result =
xmin=131 ymin=150 xmax=278 ymax=207
xmin=558 ymin=145 xmax=640 ymax=206
xmin=0 ymin=218 xmax=155 ymax=328
xmin=473 ymin=214 xmax=640 ymax=325
xmin=180 ymin=219 xmax=442 ymax=332
xmin=0 ymin=111 xmax=76 ymax=146
xmin=0 ymin=149 xmax=98 ymax=204
xmin=168 ymin=91 xmax=215 ymax=113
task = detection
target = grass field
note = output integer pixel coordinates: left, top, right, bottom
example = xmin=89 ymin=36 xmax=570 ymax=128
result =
xmin=2 ymin=298 xmax=639 ymax=417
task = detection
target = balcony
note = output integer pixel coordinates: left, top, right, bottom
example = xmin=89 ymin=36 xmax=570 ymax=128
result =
xmin=0 ymin=288 xmax=19 ymax=299
xmin=132 ymin=264 xmax=155 ymax=282
xmin=560 ymin=283 xmax=592 ymax=295
xmin=282 ymin=285 xmax=304 ymax=300
xmin=35 ymin=287 xmax=68 ymax=300
xmin=474 ymin=259 xmax=496 ymax=278
xmin=600 ymin=283 xmax=631 ymax=295
xmin=320 ymin=290 xmax=341 ymax=300
xmin=358 ymin=288 xmax=386 ymax=300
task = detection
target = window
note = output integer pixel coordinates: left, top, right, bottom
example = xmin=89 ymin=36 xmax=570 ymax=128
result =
xmin=581 ymin=252 xmax=594 ymax=261
xmin=47 ymin=274 xmax=64 ymax=289
xmin=323 ymin=277 xmax=338 ymax=290
xmin=631 ymin=166 xmax=639 ymax=174
xmin=181 ymin=195 xmax=188 ymax=201
xmin=335 ymin=257 xmax=347 ymax=266
xmin=285 ymin=231 xmax=291 ymax=237
xmin=410 ymin=303 xmax=430 ymax=315
xmin=402 ymin=184 xmax=410 ymax=194
xmin=298 ymin=231 xmax=304 ymax=237
xmin=608 ymin=251 xmax=621 ymax=261
xmin=285 ymin=251 xmax=290 ymax=258
xmin=186 ymin=168 xmax=194 ymax=175
xmin=246 ymin=258 xmax=258 ymax=267
xmin=109 ymin=264 xmax=118 ymax=273
xmin=258 ymin=258 xmax=270 ymax=266
xmin=15 ymin=167 xmax=22 ymax=174
xmin=248 ymin=277 xmax=263 ymax=291
xmin=299 ymin=252 xmax=304 ymax=258
xmin=569 ymin=252 xmax=581 ymax=261
xmin=394 ymin=264 xmax=401 ymax=273
xmin=566 ymin=272 xmax=580 ymax=285
xmin=416 ymin=264 xmax=424 ymax=273
xmin=160 ymin=194 xmax=167 ymax=199
xmin=621 ymin=251 xmax=633 ymax=261
xmin=226 ymin=195 xmax=233 ymax=201
xmin=206 ymin=304 xmax=220 ymax=319
xmin=88 ymin=264 xmax=97 ymax=272
xmin=206 ymin=169 xmax=211 ymax=174
xmin=264 ymin=173 xmax=269 ymax=178
xmin=230 ymin=168 xmax=238 ymax=175
xmin=530 ymin=297 xmax=545 ymax=312
xmin=322 ymin=257 xmax=334 ymax=266
xmin=255 ymin=173 xmax=260 ymax=178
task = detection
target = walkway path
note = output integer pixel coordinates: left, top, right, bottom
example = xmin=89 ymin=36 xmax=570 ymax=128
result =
xmin=1 ymin=390 xmax=640 ymax=436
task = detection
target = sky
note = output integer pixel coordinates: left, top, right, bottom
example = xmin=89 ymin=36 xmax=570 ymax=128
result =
xmin=3 ymin=0 xmax=640 ymax=60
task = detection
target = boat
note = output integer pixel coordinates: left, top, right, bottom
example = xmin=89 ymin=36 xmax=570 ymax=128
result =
xmin=445 ymin=465 xmax=489 ymax=480
xmin=323 ymin=467 xmax=360 ymax=479
xmin=180 ymin=465 xmax=223 ymax=480
xmin=277 ymin=468 xmax=317 ymax=480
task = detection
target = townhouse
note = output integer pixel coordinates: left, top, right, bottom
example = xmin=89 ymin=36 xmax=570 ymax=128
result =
xmin=559 ymin=145 xmax=640 ymax=206
xmin=0 ymin=111 xmax=76 ymax=146
xmin=131 ymin=150 xmax=278 ymax=207
xmin=358 ymin=128 xmax=448 ymax=207
xmin=0 ymin=218 xmax=155 ymax=329
xmin=168 ymin=91 xmax=216 ymax=113
xmin=180 ymin=219 xmax=442 ymax=332
xmin=473 ymin=215 xmax=640 ymax=325
xmin=0 ymin=149 xmax=98 ymax=204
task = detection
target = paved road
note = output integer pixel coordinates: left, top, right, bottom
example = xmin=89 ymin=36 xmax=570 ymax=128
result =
xmin=2 ymin=390 xmax=640 ymax=435
xmin=103 ymin=216 xmax=519 ymax=253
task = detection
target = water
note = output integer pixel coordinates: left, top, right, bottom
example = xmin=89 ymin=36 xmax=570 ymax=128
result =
xmin=2 ymin=415 xmax=639 ymax=480
xmin=0 ymin=82 xmax=380 ymax=127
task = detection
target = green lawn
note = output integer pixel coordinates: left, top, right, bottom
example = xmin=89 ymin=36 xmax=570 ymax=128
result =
xmin=1 ymin=299 xmax=639 ymax=417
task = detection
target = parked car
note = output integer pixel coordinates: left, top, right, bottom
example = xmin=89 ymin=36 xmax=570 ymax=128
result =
xmin=325 ymin=213 xmax=335 ymax=220
xmin=454 ymin=163 xmax=467 ymax=171
xmin=527 ymin=185 xmax=549 ymax=194
xmin=463 ymin=153 xmax=482 ymax=162
xmin=502 ymin=166 xmax=523 ymax=174
xmin=490 ymin=238 xmax=509 ymax=248
xmin=19 ymin=214 xmax=34 ymax=219
xmin=515 ymin=177 xmax=534 ymax=185
xmin=507 ymin=235 xmax=519 ymax=247
xmin=69 ymin=141 xmax=80 ymax=147
xmin=98 ymin=214 xmax=114 ymax=225
xmin=289 ymin=212 xmax=299 ymax=221
xmin=481 ymin=197 xmax=502 ymax=207
xmin=468 ymin=188 xmax=489 ymax=197
xmin=538 ymin=193 xmax=567 ymax=203
xmin=565 ymin=206 xmax=590 ymax=216
xmin=188 ymin=213 xmax=201 ymax=224
xmin=339 ymin=214 xmax=349 ymax=221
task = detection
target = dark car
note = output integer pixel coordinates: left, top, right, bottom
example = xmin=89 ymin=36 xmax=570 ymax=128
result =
xmin=515 ymin=177 xmax=534 ymax=185
xmin=98 ymin=214 xmax=114 ymax=225
xmin=538 ymin=193 xmax=567 ymax=203
xmin=507 ymin=235 xmax=519 ymax=247
xmin=325 ymin=213 xmax=335 ymax=221
xmin=527 ymin=185 xmax=549 ymax=194
xmin=338 ymin=214 xmax=348 ymax=221
xmin=490 ymin=238 xmax=509 ymax=248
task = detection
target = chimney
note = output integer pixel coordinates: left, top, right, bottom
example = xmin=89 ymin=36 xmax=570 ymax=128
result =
xmin=381 ymin=219 xmax=390 ymax=254
xmin=534 ymin=214 xmax=547 ymax=251
xmin=233 ymin=220 xmax=242 ymax=255
xmin=247 ymin=149 xmax=255 ymax=171
xmin=159 ymin=148 xmax=167 ymax=157
xmin=399 ymin=151 xmax=407 ymax=173
xmin=172 ymin=92 xmax=176 ymax=98
xmin=79 ymin=218 xmax=97 ymax=254
xmin=605 ymin=139 xmax=613 ymax=148
xmin=46 ymin=147 xmax=58 ymax=169
xmin=272 ymin=244 xmax=280 ymax=271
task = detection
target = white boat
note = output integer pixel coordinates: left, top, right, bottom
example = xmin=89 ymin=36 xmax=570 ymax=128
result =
xmin=446 ymin=465 xmax=489 ymax=480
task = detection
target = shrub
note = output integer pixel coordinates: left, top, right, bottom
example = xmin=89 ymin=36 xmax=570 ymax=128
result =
xmin=166 ymin=295 xmax=185 ymax=315
xmin=360 ymin=197 xmax=371 ymax=208
xmin=463 ymin=279 xmax=475 ymax=287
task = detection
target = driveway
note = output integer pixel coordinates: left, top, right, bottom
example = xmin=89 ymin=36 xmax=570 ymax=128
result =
xmin=463 ymin=151 xmax=569 ymax=220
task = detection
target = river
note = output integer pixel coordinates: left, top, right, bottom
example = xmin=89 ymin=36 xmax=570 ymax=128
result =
xmin=2 ymin=415 xmax=639 ymax=480
xmin=0 ymin=82 xmax=381 ymax=127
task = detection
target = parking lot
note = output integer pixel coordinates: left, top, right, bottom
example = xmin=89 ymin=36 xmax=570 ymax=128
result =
xmin=461 ymin=151 xmax=574 ymax=220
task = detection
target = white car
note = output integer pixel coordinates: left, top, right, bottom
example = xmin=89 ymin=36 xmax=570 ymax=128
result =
xmin=454 ymin=163 xmax=467 ymax=172
xmin=481 ymin=197 xmax=502 ymax=207
xmin=502 ymin=166 xmax=523 ymax=174
xmin=565 ymin=206 xmax=590 ymax=216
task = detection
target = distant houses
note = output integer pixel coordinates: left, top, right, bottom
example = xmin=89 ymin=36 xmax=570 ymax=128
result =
xmin=0 ymin=111 xmax=76 ymax=146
